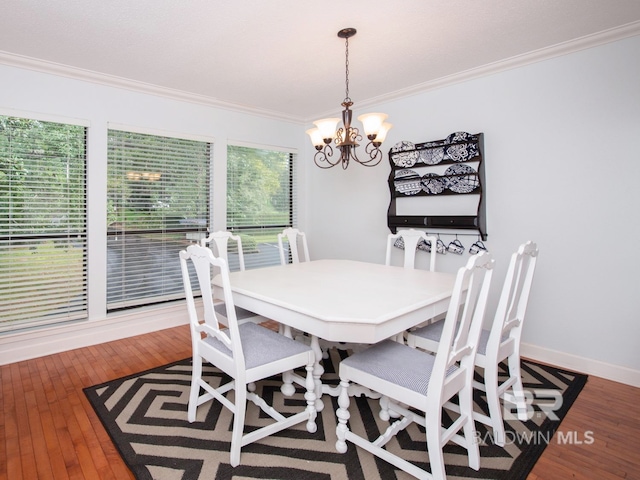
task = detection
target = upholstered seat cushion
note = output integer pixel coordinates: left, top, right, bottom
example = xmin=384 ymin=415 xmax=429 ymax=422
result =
xmin=204 ymin=322 xmax=312 ymax=369
xmin=214 ymin=302 xmax=260 ymax=322
xmin=412 ymin=321 xmax=493 ymax=355
xmin=341 ymin=339 xmax=456 ymax=396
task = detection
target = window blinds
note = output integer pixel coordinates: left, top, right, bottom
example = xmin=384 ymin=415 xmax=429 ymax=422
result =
xmin=226 ymin=145 xmax=296 ymax=270
xmin=0 ymin=115 xmax=87 ymax=333
xmin=107 ymin=129 xmax=210 ymax=311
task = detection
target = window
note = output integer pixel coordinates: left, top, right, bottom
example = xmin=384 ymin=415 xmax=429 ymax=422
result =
xmin=107 ymin=129 xmax=211 ymax=311
xmin=0 ymin=115 xmax=87 ymax=333
xmin=227 ymin=145 xmax=295 ymax=269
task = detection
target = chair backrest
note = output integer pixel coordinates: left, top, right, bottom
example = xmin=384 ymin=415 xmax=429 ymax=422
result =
xmin=179 ymin=244 xmax=246 ymax=373
xmin=201 ymin=231 xmax=245 ymax=271
xmin=385 ymin=228 xmax=437 ymax=271
xmin=278 ymin=227 xmax=310 ymax=265
xmin=427 ymin=252 xmax=494 ymax=408
xmin=485 ymin=241 xmax=538 ymax=361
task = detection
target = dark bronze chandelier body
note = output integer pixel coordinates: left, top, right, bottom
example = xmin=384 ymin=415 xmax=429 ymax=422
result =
xmin=307 ymin=28 xmax=391 ymax=169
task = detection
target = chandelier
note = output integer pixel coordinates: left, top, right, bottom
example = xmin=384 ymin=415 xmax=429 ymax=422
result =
xmin=306 ymin=28 xmax=392 ymax=169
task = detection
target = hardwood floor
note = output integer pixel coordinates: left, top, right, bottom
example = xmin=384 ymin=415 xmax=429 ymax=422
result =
xmin=1 ymin=324 xmax=638 ymax=479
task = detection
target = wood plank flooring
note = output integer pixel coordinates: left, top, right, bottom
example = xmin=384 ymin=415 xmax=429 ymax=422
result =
xmin=1 ymin=324 xmax=638 ymax=479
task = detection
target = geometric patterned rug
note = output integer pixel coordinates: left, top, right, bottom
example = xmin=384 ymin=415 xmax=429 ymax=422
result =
xmin=84 ymin=349 xmax=587 ymax=480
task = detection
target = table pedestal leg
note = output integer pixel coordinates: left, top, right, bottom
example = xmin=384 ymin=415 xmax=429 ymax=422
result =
xmin=310 ymin=335 xmax=325 ymax=412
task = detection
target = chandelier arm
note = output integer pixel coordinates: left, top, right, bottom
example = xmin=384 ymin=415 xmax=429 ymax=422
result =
xmin=314 ymin=145 xmax=342 ymax=169
xmin=359 ymin=141 xmax=384 ymax=166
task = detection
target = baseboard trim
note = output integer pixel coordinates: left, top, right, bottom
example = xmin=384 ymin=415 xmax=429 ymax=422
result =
xmin=521 ymin=342 xmax=640 ymax=388
xmin=0 ymin=301 xmax=192 ymax=366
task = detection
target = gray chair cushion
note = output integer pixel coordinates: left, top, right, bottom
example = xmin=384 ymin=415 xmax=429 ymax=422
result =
xmin=341 ymin=339 xmax=444 ymax=396
xmin=214 ymin=302 xmax=260 ymax=321
xmin=412 ymin=321 xmax=493 ymax=355
xmin=204 ymin=322 xmax=312 ymax=369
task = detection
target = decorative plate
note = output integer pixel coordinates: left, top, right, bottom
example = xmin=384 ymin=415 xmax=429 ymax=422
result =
xmin=418 ymin=146 xmax=445 ymax=165
xmin=467 ymin=142 xmax=479 ymax=158
xmin=421 ymin=173 xmax=445 ymax=195
xmin=394 ymin=169 xmax=422 ymax=195
xmin=421 ymin=139 xmax=446 ymax=148
xmin=445 ymin=131 xmax=476 ymax=144
xmin=390 ymin=141 xmax=418 ymax=167
xmin=444 ymin=143 xmax=470 ymax=162
xmin=444 ymin=164 xmax=479 ymax=193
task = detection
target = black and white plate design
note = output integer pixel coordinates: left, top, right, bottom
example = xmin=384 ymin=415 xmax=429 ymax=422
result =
xmin=418 ymin=146 xmax=445 ymax=165
xmin=390 ymin=141 xmax=418 ymax=167
xmin=394 ymin=169 xmax=422 ymax=195
xmin=444 ymin=164 xmax=479 ymax=193
xmin=445 ymin=143 xmax=471 ymax=162
xmin=445 ymin=131 xmax=477 ymax=143
xmin=447 ymin=142 xmax=480 ymax=161
xmin=421 ymin=173 xmax=445 ymax=195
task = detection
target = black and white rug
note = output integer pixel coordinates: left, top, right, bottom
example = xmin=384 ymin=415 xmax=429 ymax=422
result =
xmin=84 ymin=349 xmax=587 ymax=480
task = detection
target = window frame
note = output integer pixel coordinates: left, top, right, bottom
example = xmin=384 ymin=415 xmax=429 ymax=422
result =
xmin=0 ymin=111 xmax=89 ymax=333
xmin=225 ymin=142 xmax=297 ymax=270
xmin=106 ymin=125 xmax=213 ymax=312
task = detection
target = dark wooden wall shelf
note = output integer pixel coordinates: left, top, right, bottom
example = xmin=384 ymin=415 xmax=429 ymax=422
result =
xmin=387 ymin=132 xmax=487 ymax=240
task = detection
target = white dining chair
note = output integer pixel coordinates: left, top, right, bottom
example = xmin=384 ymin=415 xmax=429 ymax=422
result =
xmin=335 ymin=252 xmax=494 ymax=480
xmin=386 ymin=229 xmax=440 ymax=339
xmin=276 ymin=227 xmax=312 ymax=341
xmin=278 ymin=227 xmax=310 ymax=265
xmin=385 ymin=228 xmax=438 ymax=272
xmin=201 ymin=231 xmax=266 ymax=327
xmin=201 ymin=230 xmax=247 ymax=271
xmin=407 ymin=241 xmax=538 ymax=447
xmin=180 ymin=244 xmax=317 ymax=467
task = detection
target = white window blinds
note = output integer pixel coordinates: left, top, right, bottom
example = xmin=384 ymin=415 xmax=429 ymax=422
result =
xmin=0 ymin=115 xmax=87 ymax=333
xmin=226 ymin=145 xmax=295 ymax=269
xmin=107 ymin=129 xmax=211 ymax=310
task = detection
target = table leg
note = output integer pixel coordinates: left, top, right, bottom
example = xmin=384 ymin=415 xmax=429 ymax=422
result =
xmin=310 ymin=335 xmax=325 ymax=412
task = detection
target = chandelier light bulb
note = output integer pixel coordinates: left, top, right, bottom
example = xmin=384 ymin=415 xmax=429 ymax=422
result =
xmin=313 ymin=118 xmax=340 ymax=141
xmin=357 ymin=113 xmax=388 ymax=139
xmin=373 ymin=122 xmax=393 ymax=145
xmin=306 ymin=128 xmax=325 ymax=148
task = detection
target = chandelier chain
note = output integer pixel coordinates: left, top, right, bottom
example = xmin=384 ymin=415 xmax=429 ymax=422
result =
xmin=344 ymin=36 xmax=351 ymax=104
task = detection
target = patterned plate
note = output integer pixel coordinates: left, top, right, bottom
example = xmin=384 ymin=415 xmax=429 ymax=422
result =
xmin=394 ymin=169 xmax=422 ymax=195
xmin=418 ymin=146 xmax=445 ymax=165
xmin=421 ymin=173 xmax=445 ymax=195
xmin=390 ymin=141 xmax=418 ymax=167
xmin=445 ymin=143 xmax=470 ymax=162
xmin=445 ymin=131 xmax=476 ymax=144
xmin=467 ymin=142 xmax=479 ymax=158
xmin=444 ymin=164 xmax=479 ymax=193
xmin=445 ymin=142 xmax=480 ymax=162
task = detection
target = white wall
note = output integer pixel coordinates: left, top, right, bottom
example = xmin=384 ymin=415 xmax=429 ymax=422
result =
xmin=1 ymin=35 xmax=638 ymax=386
xmin=306 ymin=35 xmax=640 ymax=385
xmin=0 ymin=64 xmax=307 ymax=364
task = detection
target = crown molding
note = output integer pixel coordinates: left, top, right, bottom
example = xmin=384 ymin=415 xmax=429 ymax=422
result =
xmin=1 ymin=20 xmax=638 ymax=125
xmin=349 ymin=20 xmax=640 ymax=115
xmin=0 ymin=50 xmax=302 ymax=124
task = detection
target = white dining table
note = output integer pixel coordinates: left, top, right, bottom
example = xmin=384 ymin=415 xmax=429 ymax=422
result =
xmin=213 ymin=259 xmax=457 ymax=410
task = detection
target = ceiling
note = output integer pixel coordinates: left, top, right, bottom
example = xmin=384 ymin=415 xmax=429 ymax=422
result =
xmin=1 ymin=0 xmax=640 ymax=122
